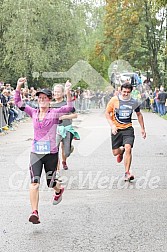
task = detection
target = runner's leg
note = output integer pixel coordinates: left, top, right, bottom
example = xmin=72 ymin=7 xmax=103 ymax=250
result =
xmin=29 ymin=153 xmax=43 ymax=212
xmin=44 ymin=153 xmax=62 ymax=193
xmin=124 ymin=144 xmax=132 ymax=173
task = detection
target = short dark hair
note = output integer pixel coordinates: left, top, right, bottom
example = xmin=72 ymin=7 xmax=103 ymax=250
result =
xmin=121 ymin=83 xmax=133 ymax=92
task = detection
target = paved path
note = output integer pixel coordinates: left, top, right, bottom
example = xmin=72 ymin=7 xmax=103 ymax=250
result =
xmin=0 ymin=109 xmax=167 ymax=252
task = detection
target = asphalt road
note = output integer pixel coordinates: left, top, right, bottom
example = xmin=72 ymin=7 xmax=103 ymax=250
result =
xmin=0 ymin=109 xmax=167 ymax=252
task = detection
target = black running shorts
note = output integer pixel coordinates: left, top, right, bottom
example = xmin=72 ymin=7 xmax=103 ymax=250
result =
xmin=111 ymin=126 xmax=135 ymax=149
xmin=29 ymin=152 xmax=58 ymax=188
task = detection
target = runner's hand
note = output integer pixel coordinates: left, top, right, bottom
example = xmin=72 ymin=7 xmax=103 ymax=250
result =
xmin=111 ymin=125 xmax=118 ymax=135
xmin=65 ymin=80 xmax=72 ymax=93
xmin=141 ymin=129 xmax=146 ymax=139
xmin=17 ymin=77 xmax=27 ymax=87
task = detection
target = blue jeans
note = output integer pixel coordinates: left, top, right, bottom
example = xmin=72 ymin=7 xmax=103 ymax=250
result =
xmin=8 ymin=108 xmax=18 ymax=126
xmin=155 ymin=100 xmax=160 ymax=113
xmin=159 ymin=103 xmax=166 ymax=116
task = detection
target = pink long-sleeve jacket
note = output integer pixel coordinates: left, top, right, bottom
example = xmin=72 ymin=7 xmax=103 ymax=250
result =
xmin=14 ymin=90 xmax=73 ymax=154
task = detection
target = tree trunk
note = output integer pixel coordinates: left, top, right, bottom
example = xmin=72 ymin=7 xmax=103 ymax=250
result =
xmin=151 ymin=49 xmax=161 ymax=88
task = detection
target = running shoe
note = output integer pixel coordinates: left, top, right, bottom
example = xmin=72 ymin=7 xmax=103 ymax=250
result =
xmin=62 ymin=161 xmax=68 ymax=170
xmin=29 ymin=210 xmax=40 ymax=224
xmin=53 ymin=187 xmax=64 ymax=205
xmin=124 ymin=172 xmax=134 ymax=182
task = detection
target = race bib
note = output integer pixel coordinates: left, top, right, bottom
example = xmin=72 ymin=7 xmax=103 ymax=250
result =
xmin=119 ymin=109 xmax=131 ymax=118
xmin=34 ymin=141 xmax=51 ymax=154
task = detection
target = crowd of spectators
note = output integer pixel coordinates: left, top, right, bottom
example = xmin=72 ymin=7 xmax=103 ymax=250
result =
xmin=112 ymin=76 xmax=167 ymax=115
xmin=130 ymin=84 xmax=167 ymax=116
xmin=0 ymin=80 xmax=167 ymax=134
xmin=0 ymin=82 xmax=37 ymax=133
xmin=0 ymin=82 xmax=112 ymax=134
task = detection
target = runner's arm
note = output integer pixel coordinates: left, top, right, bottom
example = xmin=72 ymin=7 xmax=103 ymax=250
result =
xmin=14 ymin=78 xmax=34 ymax=116
xmin=105 ymin=110 xmax=118 ymax=135
xmin=105 ymin=110 xmax=114 ymax=128
xmin=59 ymin=112 xmax=77 ymax=120
xmin=136 ymin=111 xmax=146 ymax=139
xmin=64 ymin=80 xmax=73 ymax=108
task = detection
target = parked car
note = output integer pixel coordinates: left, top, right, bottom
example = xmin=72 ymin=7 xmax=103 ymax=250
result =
xmin=119 ymin=72 xmax=147 ymax=84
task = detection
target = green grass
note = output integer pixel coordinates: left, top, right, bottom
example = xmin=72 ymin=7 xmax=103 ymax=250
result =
xmin=141 ymin=109 xmax=167 ymax=120
xmin=161 ymin=114 xmax=167 ymax=120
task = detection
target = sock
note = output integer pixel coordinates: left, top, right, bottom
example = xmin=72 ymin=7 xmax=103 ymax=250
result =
xmin=56 ymin=189 xmax=61 ymax=195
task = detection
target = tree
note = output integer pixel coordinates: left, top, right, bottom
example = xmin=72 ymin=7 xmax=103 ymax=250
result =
xmin=100 ymin=0 xmax=166 ymax=87
xmin=143 ymin=0 xmax=166 ymax=86
xmin=0 ymin=0 xmax=87 ymax=86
